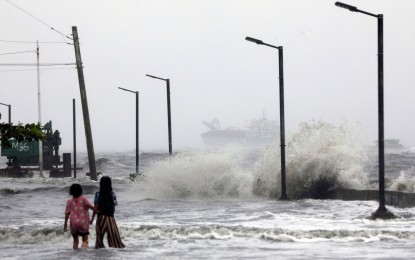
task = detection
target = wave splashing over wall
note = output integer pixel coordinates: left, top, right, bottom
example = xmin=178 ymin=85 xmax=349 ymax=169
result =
xmin=140 ymin=150 xmax=254 ymax=200
xmin=253 ymin=120 xmax=369 ymax=199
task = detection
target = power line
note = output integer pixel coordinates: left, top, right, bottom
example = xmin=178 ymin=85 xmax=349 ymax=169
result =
xmin=6 ymin=0 xmax=73 ymax=43
xmin=0 ymin=50 xmax=36 ymax=55
xmin=0 ymin=63 xmax=76 ymax=67
xmin=0 ymin=67 xmax=76 ymax=73
xmin=0 ymin=39 xmax=71 ymax=44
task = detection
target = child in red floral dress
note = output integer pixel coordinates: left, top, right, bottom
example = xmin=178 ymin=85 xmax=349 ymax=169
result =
xmin=64 ymin=184 xmax=95 ymax=249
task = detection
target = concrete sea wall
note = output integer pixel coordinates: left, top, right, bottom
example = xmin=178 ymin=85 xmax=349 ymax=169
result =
xmin=329 ymin=188 xmax=415 ymax=208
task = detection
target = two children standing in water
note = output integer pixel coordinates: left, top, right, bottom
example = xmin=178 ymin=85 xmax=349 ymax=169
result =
xmin=64 ymin=176 xmax=125 ymax=250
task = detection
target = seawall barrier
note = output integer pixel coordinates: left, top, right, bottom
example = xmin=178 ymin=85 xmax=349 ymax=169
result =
xmin=328 ymin=188 xmax=415 ymax=208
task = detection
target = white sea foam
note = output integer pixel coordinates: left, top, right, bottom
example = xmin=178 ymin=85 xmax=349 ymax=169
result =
xmin=253 ymin=120 xmax=369 ymax=198
xmin=389 ymin=169 xmax=415 ymax=192
xmin=4 ymin=224 xmax=413 ymax=244
xmin=0 ymin=226 xmax=69 ymax=244
xmin=0 ymin=176 xmax=96 ymax=186
xmin=133 ymin=120 xmax=370 ymax=200
xmin=138 ymin=149 xmax=254 ymax=200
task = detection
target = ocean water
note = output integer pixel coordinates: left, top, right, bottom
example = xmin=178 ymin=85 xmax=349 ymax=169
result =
xmin=1 ymin=121 xmax=415 ymax=259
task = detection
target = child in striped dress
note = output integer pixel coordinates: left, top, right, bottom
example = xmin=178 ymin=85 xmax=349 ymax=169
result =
xmin=90 ymin=176 xmax=125 ymax=249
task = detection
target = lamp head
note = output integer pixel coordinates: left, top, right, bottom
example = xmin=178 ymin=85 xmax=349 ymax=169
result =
xmin=245 ymin=37 xmax=263 ymax=45
xmin=335 ymin=2 xmax=358 ymax=12
xmin=146 ymin=74 xmax=168 ymax=81
xmin=118 ymin=86 xmax=137 ymax=93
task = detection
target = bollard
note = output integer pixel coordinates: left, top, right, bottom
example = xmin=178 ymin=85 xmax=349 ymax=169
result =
xmin=63 ymin=153 xmax=71 ymax=177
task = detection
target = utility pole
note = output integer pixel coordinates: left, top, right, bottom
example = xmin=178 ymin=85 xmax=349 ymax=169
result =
xmin=73 ymin=98 xmax=77 ymax=178
xmin=37 ymin=41 xmax=44 ymax=178
xmin=72 ymin=26 xmax=97 ymax=181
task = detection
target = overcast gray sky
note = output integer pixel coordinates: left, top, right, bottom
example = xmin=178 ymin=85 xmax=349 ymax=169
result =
xmin=1 ymin=0 xmax=414 ymax=152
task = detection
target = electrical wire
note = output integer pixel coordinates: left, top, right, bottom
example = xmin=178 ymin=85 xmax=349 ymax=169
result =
xmin=0 ymin=39 xmax=71 ymax=44
xmin=6 ymin=0 xmax=73 ymax=43
xmin=0 ymin=67 xmax=76 ymax=73
xmin=0 ymin=63 xmax=76 ymax=66
xmin=0 ymin=50 xmax=36 ymax=55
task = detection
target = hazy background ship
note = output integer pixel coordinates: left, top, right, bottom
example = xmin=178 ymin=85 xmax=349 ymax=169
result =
xmin=201 ymin=113 xmax=279 ymax=148
xmin=383 ymin=139 xmax=405 ymax=151
xmin=367 ymin=138 xmax=406 ymax=153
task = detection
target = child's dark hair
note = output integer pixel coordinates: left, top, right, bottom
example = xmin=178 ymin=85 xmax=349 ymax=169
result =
xmin=99 ymin=176 xmax=113 ymax=194
xmin=69 ymin=184 xmax=83 ymax=198
xmin=98 ymin=176 xmax=114 ymax=214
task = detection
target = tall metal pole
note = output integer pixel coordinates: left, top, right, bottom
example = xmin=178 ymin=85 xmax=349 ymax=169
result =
xmin=245 ymin=37 xmax=289 ymax=200
xmin=37 ymin=41 xmax=44 ymax=178
xmin=118 ymin=87 xmax=140 ymax=175
xmin=334 ymin=2 xmax=393 ymax=219
xmin=136 ymin=91 xmax=139 ymax=174
xmin=73 ymin=98 xmax=77 ymax=178
xmin=146 ymin=74 xmax=173 ymax=156
xmin=166 ymin=79 xmax=172 ymax=156
xmin=278 ymin=47 xmax=288 ymax=200
xmin=374 ymin=14 xmax=388 ymax=216
xmin=72 ymin=26 xmax=97 ymax=181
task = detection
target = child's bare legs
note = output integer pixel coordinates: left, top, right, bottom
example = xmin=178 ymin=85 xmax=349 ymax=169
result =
xmin=72 ymin=234 xmax=79 ymax=250
xmin=81 ymin=235 xmax=88 ymax=249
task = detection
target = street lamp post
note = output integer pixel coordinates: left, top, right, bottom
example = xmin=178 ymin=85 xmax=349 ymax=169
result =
xmin=146 ymin=74 xmax=172 ymax=156
xmin=118 ymin=87 xmax=139 ymax=175
xmin=0 ymin=103 xmax=11 ymax=124
xmin=335 ymin=2 xmax=394 ymax=219
xmin=245 ymin=36 xmax=288 ymax=200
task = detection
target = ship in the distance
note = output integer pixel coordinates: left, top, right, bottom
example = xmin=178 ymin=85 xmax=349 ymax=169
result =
xmin=367 ymin=138 xmax=406 ymax=153
xmin=201 ymin=113 xmax=279 ymax=148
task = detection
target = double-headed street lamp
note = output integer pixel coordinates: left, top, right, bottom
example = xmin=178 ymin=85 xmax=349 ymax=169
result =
xmin=146 ymin=74 xmax=172 ymax=156
xmin=335 ymin=2 xmax=394 ymax=219
xmin=245 ymin=36 xmax=288 ymax=200
xmin=0 ymin=103 xmax=11 ymax=124
xmin=118 ymin=87 xmax=139 ymax=175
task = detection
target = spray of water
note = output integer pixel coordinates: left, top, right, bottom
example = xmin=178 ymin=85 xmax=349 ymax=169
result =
xmin=137 ymin=120 xmax=369 ymax=200
xmin=389 ymin=168 xmax=415 ymax=192
xmin=253 ymin=120 xmax=369 ymax=199
xmin=140 ymin=149 xmax=254 ymax=200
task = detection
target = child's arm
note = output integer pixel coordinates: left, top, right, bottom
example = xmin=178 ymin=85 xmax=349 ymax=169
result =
xmin=87 ymin=203 xmax=95 ymax=211
xmin=90 ymin=192 xmax=99 ymax=224
xmin=64 ymin=212 xmax=70 ymax=232
xmin=90 ymin=204 xmax=97 ymax=224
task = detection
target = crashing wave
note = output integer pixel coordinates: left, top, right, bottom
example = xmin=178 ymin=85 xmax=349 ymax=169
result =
xmin=252 ymin=120 xmax=369 ymax=199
